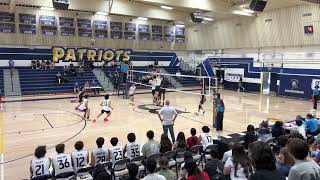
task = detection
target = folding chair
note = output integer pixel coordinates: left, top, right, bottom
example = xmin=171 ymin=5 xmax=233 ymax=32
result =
xmin=146 ymin=153 xmax=162 ymax=171
xmin=55 ymin=171 xmax=75 ymax=180
xmin=76 ymin=166 xmax=93 ymax=180
xmin=131 ymin=156 xmax=146 ymax=178
xmin=162 ymin=150 xmax=177 ymax=170
xmin=190 ymin=145 xmax=203 ymax=165
xmin=112 ymin=158 xmax=130 ymax=180
xmin=203 ymin=144 xmax=218 ymax=162
xmin=31 ymin=174 xmax=53 ymax=180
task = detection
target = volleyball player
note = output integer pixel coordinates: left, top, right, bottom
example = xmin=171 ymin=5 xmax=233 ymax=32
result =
xmin=93 ymin=94 xmax=113 ymax=123
xmin=91 ymin=137 xmax=109 ymax=166
xmin=30 ymin=146 xmax=51 ymax=179
xmin=71 ymin=141 xmax=89 ymax=172
xmin=123 ymin=133 xmax=141 ymax=159
xmin=154 ymin=73 xmax=163 ymax=106
xmin=195 ymin=95 xmax=206 ymax=116
xmin=149 ymin=76 xmax=157 ymax=104
xmin=52 ymin=144 xmax=73 ymax=176
xmin=199 ymin=126 xmax=214 ymax=151
xmin=129 ymin=84 xmax=136 ymax=106
xmin=109 ymin=137 xmax=124 ymax=164
xmin=75 ymin=94 xmax=90 ymax=120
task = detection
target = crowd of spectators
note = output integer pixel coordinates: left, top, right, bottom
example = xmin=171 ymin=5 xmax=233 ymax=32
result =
xmin=29 ymin=114 xmax=320 ymax=180
xmin=31 ymin=59 xmax=53 ymax=70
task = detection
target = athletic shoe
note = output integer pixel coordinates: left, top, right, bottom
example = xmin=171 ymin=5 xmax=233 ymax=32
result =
xmin=92 ymin=119 xmax=96 ymax=123
xmin=194 ymin=112 xmax=199 ymax=116
xmin=104 ymin=118 xmax=109 ymax=122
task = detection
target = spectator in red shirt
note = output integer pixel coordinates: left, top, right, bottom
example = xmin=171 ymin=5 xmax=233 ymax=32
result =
xmin=187 ymin=128 xmax=200 ymax=149
xmin=185 ymin=159 xmax=210 ymax=180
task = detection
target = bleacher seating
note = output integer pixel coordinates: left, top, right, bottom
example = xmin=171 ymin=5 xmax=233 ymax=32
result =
xmin=0 ymin=69 xmax=3 ymax=96
xmin=19 ymin=67 xmax=100 ymax=95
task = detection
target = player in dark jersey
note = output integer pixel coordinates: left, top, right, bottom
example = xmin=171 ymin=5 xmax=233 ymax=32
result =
xmin=195 ymin=95 xmax=206 ymax=115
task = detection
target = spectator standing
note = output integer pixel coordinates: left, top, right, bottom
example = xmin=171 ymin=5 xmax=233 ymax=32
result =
xmin=186 ymin=128 xmax=200 ymax=149
xmin=287 ymin=138 xmax=320 ymax=180
xmin=160 ymin=133 xmax=172 ymax=154
xmin=141 ymin=130 xmax=160 ymax=157
xmin=8 ymin=59 xmax=14 ymax=71
xmin=249 ymin=142 xmax=286 ymax=180
xmin=158 ymin=100 xmax=178 ymax=143
xmin=215 ymin=99 xmax=225 ymax=133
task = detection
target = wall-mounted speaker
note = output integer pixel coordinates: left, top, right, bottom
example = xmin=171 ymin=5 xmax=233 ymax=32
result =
xmin=52 ymin=0 xmax=69 ymax=10
xmin=249 ymin=0 xmax=268 ymax=12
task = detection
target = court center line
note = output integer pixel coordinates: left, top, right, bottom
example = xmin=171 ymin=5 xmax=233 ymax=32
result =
xmin=42 ymin=114 xmax=54 ymax=128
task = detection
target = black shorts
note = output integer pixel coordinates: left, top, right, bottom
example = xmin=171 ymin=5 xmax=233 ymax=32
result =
xmin=101 ymin=110 xmax=111 ymax=114
xmin=129 ymin=94 xmax=134 ymax=97
xmin=152 ymin=90 xmax=155 ymax=96
xmin=155 ymin=86 xmax=161 ymax=91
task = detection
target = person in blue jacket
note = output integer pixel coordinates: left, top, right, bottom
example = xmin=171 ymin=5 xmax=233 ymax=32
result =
xmin=313 ymin=85 xmax=320 ymax=110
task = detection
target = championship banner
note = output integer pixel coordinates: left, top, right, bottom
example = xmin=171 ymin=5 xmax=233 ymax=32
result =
xmin=311 ymin=79 xmax=320 ymax=90
xmin=52 ymin=47 xmax=132 ymax=63
xmin=224 ymin=68 xmax=244 ymax=82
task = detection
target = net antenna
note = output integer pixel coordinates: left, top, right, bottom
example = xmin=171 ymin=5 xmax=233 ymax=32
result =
xmin=127 ymin=69 xmax=218 ymax=97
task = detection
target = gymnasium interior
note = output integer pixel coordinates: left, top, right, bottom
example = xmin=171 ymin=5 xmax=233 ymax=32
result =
xmin=0 ymin=0 xmax=320 ymax=179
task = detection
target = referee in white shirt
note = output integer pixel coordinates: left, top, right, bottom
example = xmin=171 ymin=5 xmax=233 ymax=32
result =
xmin=158 ymin=100 xmax=178 ymax=143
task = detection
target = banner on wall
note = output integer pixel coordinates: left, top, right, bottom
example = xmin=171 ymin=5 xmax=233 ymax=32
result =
xmin=52 ymin=47 xmax=132 ymax=63
xmin=311 ymin=79 xmax=320 ymax=90
xmin=224 ymin=68 xmax=244 ymax=82
xmin=278 ymin=75 xmax=311 ymax=98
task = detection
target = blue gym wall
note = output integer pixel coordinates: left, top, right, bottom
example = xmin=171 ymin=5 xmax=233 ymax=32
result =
xmin=200 ymin=57 xmax=320 ymax=99
xmin=0 ymin=47 xmax=179 ymax=67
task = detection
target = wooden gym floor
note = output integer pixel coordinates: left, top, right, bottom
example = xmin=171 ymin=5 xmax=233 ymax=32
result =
xmin=0 ymin=89 xmax=312 ymax=179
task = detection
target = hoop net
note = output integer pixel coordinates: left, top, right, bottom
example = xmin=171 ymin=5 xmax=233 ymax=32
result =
xmin=127 ymin=69 xmax=219 ymax=97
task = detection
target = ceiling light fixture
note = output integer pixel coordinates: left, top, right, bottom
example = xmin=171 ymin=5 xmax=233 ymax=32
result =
xmin=176 ymin=24 xmax=185 ymax=27
xmin=40 ymin=6 xmax=54 ymax=11
xmin=203 ymin=17 xmax=214 ymax=21
xmin=242 ymin=8 xmax=255 ymax=14
xmin=138 ymin=17 xmax=148 ymax=21
xmin=161 ymin=5 xmax=173 ymax=10
xmin=232 ymin=10 xmax=254 ymax=16
xmin=96 ymin=12 xmax=109 ymax=16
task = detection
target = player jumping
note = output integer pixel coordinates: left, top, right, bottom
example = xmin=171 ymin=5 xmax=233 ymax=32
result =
xmin=92 ymin=94 xmax=113 ymax=123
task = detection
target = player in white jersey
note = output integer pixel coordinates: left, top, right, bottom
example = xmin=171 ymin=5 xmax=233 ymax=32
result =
xmin=92 ymin=94 xmax=114 ymax=123
xmin=71 ymin=141 xmax=89 ymax=172
xmin=109 ymin=137 xmax=124 ymax=164
xmin=154 ymin=74 xmax=163 ymax=106
xmin=52 ymin=144 xmax=73 ymax=176
xmin=91 ymin=137 xmax=110 ymax=166
xmin=30 ymin=146 xmax=51 ymax=179
xmin=123 ymin=133 xmax=141 ymax=159
xmin=199 ymin=126 xmax=214 ymax=151
xmin=149 ymin=76 xmax=157 ymax=104
xmin=128 ymin=84 xmax=136 ymax=106
xmin=75 ymin=94 xmax=90 ymax=120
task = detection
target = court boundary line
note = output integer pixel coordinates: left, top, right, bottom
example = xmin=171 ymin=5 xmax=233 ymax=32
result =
xmin=42 ymin=114 xmax=53 ymax=128
xmin=0 ymin=107 xmax=87 ymax=165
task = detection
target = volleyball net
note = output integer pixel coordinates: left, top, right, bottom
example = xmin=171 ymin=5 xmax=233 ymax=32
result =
xmin=127 ymin=69 xmax=219 ymax=97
